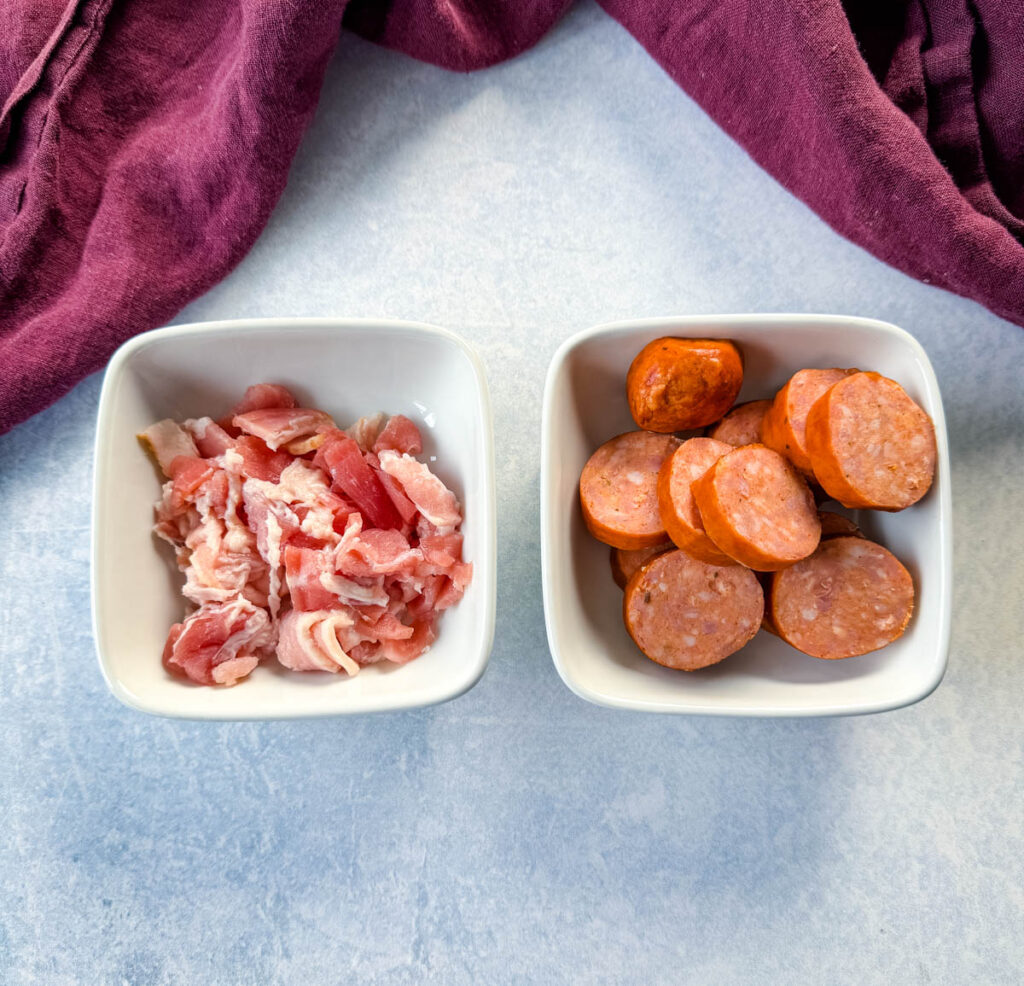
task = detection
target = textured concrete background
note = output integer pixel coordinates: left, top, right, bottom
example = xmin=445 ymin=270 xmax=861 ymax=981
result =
xmin=1 ymin=4 xmax=1021 ymax=983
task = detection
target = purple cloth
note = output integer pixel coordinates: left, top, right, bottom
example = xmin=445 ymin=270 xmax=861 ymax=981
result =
xmin=2 ymin=0 xmax=1022 ymax=433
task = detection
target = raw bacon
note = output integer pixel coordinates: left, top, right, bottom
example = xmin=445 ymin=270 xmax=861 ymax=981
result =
xmin=233 ymin=407 xmax=335 ymax=451
xmin=373 ymin=415 xmax=423 ymax=456
xmin=144 ymin=386 xmax=471 ymax=687
xmin=315 ymin=431 xmax=404 ymax=531
xmin=230 ymin=383 xmax=298 ymax=416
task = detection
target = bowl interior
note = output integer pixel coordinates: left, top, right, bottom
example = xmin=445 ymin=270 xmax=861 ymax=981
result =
xmin=93 ymin=320 xmax=494 ymax=718
xmin=542 ymin=315 xmax=951 ymax=715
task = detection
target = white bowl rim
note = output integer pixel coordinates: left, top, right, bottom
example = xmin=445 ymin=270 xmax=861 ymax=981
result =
xmin=540 ymin=312 xmax=953 ymax=718
xmin=91 ymin=316 xmax=497 ymax=719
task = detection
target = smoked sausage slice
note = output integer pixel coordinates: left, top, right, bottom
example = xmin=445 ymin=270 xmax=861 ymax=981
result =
xmin=805 ymin=372 xmax=936 ymax=511
xmin=623 ymin=550 xmax=763 ymax=670
xmin=657 ymin=437 xmax=735 ymax=565
xmin=707 ymin=399 xmax=772 ymax=447
xmin=627 ymin=338 xmax=743 ymax=432
xmin=691 ymin=445 xmax=821 ymax=571
xmin=610 ymin=544 xmax=671 ymax=590
xmin=762 ymin=368 xmax=857 ymax=474
xmin=769 ymin=536 xmax=914 ymax=659
xmin=579 ymin=431 xmax=680 ymax=549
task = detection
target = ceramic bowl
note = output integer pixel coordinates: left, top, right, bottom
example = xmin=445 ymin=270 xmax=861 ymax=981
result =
xmin=541 ymin=314 xmax=952 ymax=716
xmin=93 ymin=317 xmax=496 ymax=718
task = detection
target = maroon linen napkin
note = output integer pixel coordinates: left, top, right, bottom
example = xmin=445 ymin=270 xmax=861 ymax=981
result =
xmin=2 ymin=0 xmax=1022 ymax=434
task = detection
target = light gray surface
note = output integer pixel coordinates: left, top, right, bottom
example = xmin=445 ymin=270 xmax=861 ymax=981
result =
xmin=1 ymin=4 xmax=1022 ymax=983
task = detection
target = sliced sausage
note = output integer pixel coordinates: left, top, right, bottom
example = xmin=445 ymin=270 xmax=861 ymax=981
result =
xmin=623 ymin=549 xmax=763 ymax=670
xmin=770 ymin=536 xmax=914 ymax=659
xmin=610 ymin=544 xmax=671 ymax=590
xmin=707 ymin=399 xmax=772 ymax=447
xmin=817 ymin=510 xmax=864 ymax=540
xmin=627 ymin=338 xmax=743 ymax=433
xmin=579 ymin=431 xmax=680 ymax=549
xmin=761 ymin=368 xmax=857 ymax=474
xmin=805 ymin=371 xmax=937 ymax=511
xmin=691 ymin=444 xmax=821 ymax=571
xmin=657 ymin=437 xmax=735 ymax=565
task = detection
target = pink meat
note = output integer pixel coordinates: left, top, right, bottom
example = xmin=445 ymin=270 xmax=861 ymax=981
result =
xmin=230 ymin=383 xmax=298 ymax=416
xmin=163 ymin=599 xmax=275 ymax=686
xmin=381 ymin=620 xmax=435 ymax=664
xmin=184 ymin=417 xmax=236 ymax=457
xmin=367 ymin=453 xmax=419 ymax=525
xmin=229 ymin=436 xmax=294 ymax=482
xmin=419 ymin=533 xmax=464 ymax=568
xmin=168 ymin=456 xmax=218 ymax=511
xmin=335 ymin=528 xmax=420 ymax=578
xmin=357 ymin=610 xmax=415 ymax=641
xmin=276 ymin=609 xmax=360 ymax=675
xmin=283 ymin=546 xmax=339 ymax=612
xmin=376 ymin=450 xmax=461 ymax=534
xmin=373 ymin=415 xmax=423 ymax=456
xmin=233 ymin=407 xmax=335 ymax=451
xmin=315 ymin=431 xmax=403 ymax=530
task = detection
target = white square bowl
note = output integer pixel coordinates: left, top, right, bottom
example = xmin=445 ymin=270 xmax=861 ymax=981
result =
xmin=92 ymin=317 xmax=496 ymax=719
xmin=541 ymin=314 xmax=952 ymax=717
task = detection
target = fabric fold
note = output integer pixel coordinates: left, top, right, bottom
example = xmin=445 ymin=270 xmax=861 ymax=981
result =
xmin=1 ymin=0 xmax=1022 ymax=434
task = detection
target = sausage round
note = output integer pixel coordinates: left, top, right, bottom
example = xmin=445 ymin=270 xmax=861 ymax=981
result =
xmin=579 ymin=431 xmax=680 ymax=549
xmin=626 ymin=337 xmax=743 ymax=433
xmin=691 ymin=444 xmax=821 ymax=570
xmin=707 ymin=399 xmax=772 ymax=447
xmin=761 ymin=368 xmax=857 ymax=474
xmin=769 ymin=536 xmax=914 ymax=659
xmin=623 ymin=549 xmax=763 ymax=670
xmin=610 ymin=544 xmax=671 ymax=590
xmin=805 ymin=371 xmax=937 ymax=511
xmin=656 ymin=437 xmax=735 ymax=565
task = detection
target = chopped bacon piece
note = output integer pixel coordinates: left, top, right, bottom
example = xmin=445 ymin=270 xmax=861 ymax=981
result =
xmin=368 ymin=455 xmax=419 ymax=525
xmin=373 ymin=415 xmax=423 ymax=456
xmin=230 ymin=383 xmax=298 ymax=416
xmin=139 ymin=420 xmax=199 ymax=476
xmin=381 ymin=619 xmax=435 ymax=664
xmin=336 ymin=528 xmax=419 ymax=577
xmin=233 ymin=407 xmax=335 ymax=452
xmin=315 ymin=431 xmax=403 ymax=530
xmin=283 ymin=545 xmax=339 ymax=612
xmin=233 ymin=407 xmax=335 ymax=451
xmin=163 ymin=599 xmax=274 ymax=686
xmin=228 ymin=436 xmax=294 ymax=482
xmin=168 ymin=456 xmax=217 ymax=511
xmin=184 ymin=417 xmax=235 ymax=457
xmin=419 ymin=533 xmax=464 ymax=568
xmin=276 ymin=610 xmax=359 ymax=675
xmin=376 ymin=450 xmax=461 ymax=534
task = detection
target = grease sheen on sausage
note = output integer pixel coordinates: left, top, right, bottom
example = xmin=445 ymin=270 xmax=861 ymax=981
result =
xmin=627 ymin=337 xmax=743 ymax=432
xmin=623 ymin=550 xmax=763 ymax=670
